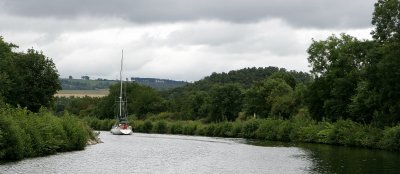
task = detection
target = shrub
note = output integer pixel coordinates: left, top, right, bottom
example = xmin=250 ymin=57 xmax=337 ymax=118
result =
xmin=0 ymin=106 xmax=92 ymax=162
xmin=255 ymin=119 xmax=282 ymax=141
xmin=153 ymin=120 xmax=168 ymax=134
xmin=379 ymin=125 xmax=400 ymax=151
xmin=241 ymin=119 xmax=260 ymax=138
xmin=170 ymin=122 xmax=183 ymax=134
xmin=61 ymin=114 xmax=88 ymax=151
xmin=327 ymin=119 xmax=361 ymax=146
xmin=142 ymin=120 xmax=153 ymax=133
xmin=0 ymin=114 xmax=25 ymax=160
xmin=183 ymin=122 xmax=198 ymax=135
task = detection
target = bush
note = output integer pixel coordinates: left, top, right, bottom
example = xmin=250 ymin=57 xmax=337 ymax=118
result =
xmin=0 ymin=106 xmax=92 ymax=162
xmin=379 ymin=125 xmax=400 ymax=151
xmin=182 ymin=121 xmax=198 ymax=135
xmin=61 ymin=114 xmax=88 ymax=150
xmin=153 ymin=120 xmax=168 ymax=134
xmin=169 ymin=122 xmax=183 ymax=134
xmin=225 ymin=122 xmax=242 ymax=137
xmin=354 ymin=125 xmax=382 ymax=148
xmin=241 ymin=119 xmax=260 ymax=138
xmin=0 ymin=114 xmax=25 ymax=160
xmin=255 ymin=119 xmax=283 ymax=141
xmin=142 ymin=120 xmax=153 ymax=133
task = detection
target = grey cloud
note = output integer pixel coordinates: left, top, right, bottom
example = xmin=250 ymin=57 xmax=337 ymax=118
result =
xmin=1 ymin=0 xmax=375 ymax=29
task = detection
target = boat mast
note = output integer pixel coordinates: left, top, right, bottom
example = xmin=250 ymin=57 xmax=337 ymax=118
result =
xmin=119 ymin=50 xmax=123 ymax=119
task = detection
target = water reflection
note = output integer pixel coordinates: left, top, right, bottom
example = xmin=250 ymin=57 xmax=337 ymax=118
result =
xmin=249 ymin=140 xmax=400 ymax=174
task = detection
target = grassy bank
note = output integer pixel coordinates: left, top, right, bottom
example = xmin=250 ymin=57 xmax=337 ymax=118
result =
xmin=84 ymin=115 xmax=400 ymax=151
xmin=0 ymin=106 xmax=94 ymax=162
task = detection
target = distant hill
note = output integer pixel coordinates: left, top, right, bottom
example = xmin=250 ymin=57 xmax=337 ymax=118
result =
xmin=175 ymin=67 xmax=312 ymax=91
xmin=131 ymin=77 xmax=188 ymax=90
xmin=60 ymin=78 xmax=188 ymax=91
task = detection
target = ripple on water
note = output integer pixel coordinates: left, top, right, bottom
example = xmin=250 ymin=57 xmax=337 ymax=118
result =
xmin=0 ymin=132 xmax=312 ymax=174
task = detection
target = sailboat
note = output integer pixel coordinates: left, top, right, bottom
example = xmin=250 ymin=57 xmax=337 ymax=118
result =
xmin=111 ymin=50 xmax=133 ymax=135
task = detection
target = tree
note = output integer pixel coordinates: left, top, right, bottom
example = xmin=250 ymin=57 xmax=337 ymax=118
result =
xmin=371 ymin=0 xmax=400 ymax=42
xmin=244 ymin=77 xmax=296 ymax=119
xmin=0 ymin=37 xmax=61 ymax=112
xmin=348 ymin=0 xmax=400 ymax=126
xmin=208 ymin=84 xmax=243 ymax=122
xmin=306 ymin=34 xmax=368 ymax=121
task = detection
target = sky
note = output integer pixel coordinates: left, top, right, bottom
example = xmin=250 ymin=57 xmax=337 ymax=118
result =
xmin=0 ymin=0 xmax=376 ymax=81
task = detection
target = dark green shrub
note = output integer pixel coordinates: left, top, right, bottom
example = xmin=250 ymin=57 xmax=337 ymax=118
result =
xmin=327 ymin=119 xmax=360 ymax=146
xmin=153 ymin=120 xmax=168 ymax=133
xmin=276 ymin=120 xmax=292 ymax=141
xmin=170 ymin=122 xmax=183 ymax=134
xmin=354 ymin=125 xmax=382 ymax=148
xmin=195 ymin=124 xmax=206 ymax=136
xmin=241 ymin=119 xmax=260 ymax=138
xmin=142 ymin=120 xmax=153 ymax=133
xmin=183 ymin=122 xmax=198 ymax=135
xmin=255 ymin=119 xmax=282 ymax=141
xmin=379 ymin=125 xmax=400 ymax=151
xmin=61 ymin=114 xmax=89 ymax=151
xmin=0 ymin=115 xmax=25 ymax=160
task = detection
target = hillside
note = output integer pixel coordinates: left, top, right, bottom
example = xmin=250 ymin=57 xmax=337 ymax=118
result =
xmin=171 ymin=66 xmax=312 ymax=92
xmin=60 ymin=78 xmax=188 ymax=91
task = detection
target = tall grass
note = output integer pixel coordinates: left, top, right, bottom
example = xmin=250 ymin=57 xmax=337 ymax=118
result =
xmin=0 ymin=106 xmax=93 ymax=161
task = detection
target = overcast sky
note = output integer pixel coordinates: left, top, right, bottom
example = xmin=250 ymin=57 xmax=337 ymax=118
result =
xmin=0 ymin=0 xmax=376 ymax=81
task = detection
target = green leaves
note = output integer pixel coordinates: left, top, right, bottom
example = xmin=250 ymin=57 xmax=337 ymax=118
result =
xmin=372 ymin=0 xmax=400 ymax=42
xmin=0 ymin=106 xmax=91 ymax=161
xmin=244 ymin=72 xmax=297 ymax=119
xmin=0 ymin=37 xmax=61 ymax=112
xmin=208 ymin=84 xmax=243 ymax=122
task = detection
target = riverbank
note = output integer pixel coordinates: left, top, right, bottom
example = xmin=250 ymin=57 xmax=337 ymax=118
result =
xmin=87 ymin=131 xmax=103 ymax=145
xmin=0 ymin=106 xmax=95 ymax=162
xmin=84 ymin=116 xmax=400 ymax=151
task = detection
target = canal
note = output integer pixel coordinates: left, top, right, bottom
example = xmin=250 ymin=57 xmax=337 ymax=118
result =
xmin=1 ymin=132 xmax=399 ymax=173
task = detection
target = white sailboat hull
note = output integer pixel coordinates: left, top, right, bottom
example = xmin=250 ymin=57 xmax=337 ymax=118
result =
xmin=111 ymin=125 xmax=133 ymax=135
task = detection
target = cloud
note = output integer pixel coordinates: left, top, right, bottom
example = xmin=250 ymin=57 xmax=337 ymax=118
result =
xmin=0 ymin=0 xmax=375 ymax=81
xmin=1 ymin=0 xmax=375 ymax=29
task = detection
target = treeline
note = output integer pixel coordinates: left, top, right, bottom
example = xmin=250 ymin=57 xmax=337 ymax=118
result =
xmin=54 ymin=67 xmax=312 ymax=123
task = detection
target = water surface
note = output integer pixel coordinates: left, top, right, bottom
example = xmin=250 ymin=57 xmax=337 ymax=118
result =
xmin=1 ymin=132 xmax=399 ymax=173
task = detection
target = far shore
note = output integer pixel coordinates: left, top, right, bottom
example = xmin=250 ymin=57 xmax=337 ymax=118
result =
xmin=55 ymin=89 xmax=109 ymax=97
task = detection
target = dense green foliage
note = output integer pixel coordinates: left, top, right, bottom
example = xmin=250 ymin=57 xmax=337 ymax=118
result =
xmin=0 ymin=37 xmax=61 ymax=112
xmin=82 ymin=114 xmax=400 ymax=151
xmin=53 ymin=96 xmax=102 ymax=116
xmin=0 ymin=38 xmax=94 ymax=162
xmin=305 ymin=0 xmax=400 ymax=126
xmin=0 ymin=106 xmax=92 ymax=161
xmin=161 ymin=67 xmax=311 ymax=122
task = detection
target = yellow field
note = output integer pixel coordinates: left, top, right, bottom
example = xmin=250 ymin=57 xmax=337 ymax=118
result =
xmin=55 ymin=89 xmax=109 ymax=97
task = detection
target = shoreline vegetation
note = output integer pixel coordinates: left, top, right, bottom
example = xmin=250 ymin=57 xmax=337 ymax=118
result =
xmin=83 ymin=114 xmax=400 ymax=152
xmin=0 ymin=106 xmax=99 ymax=162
